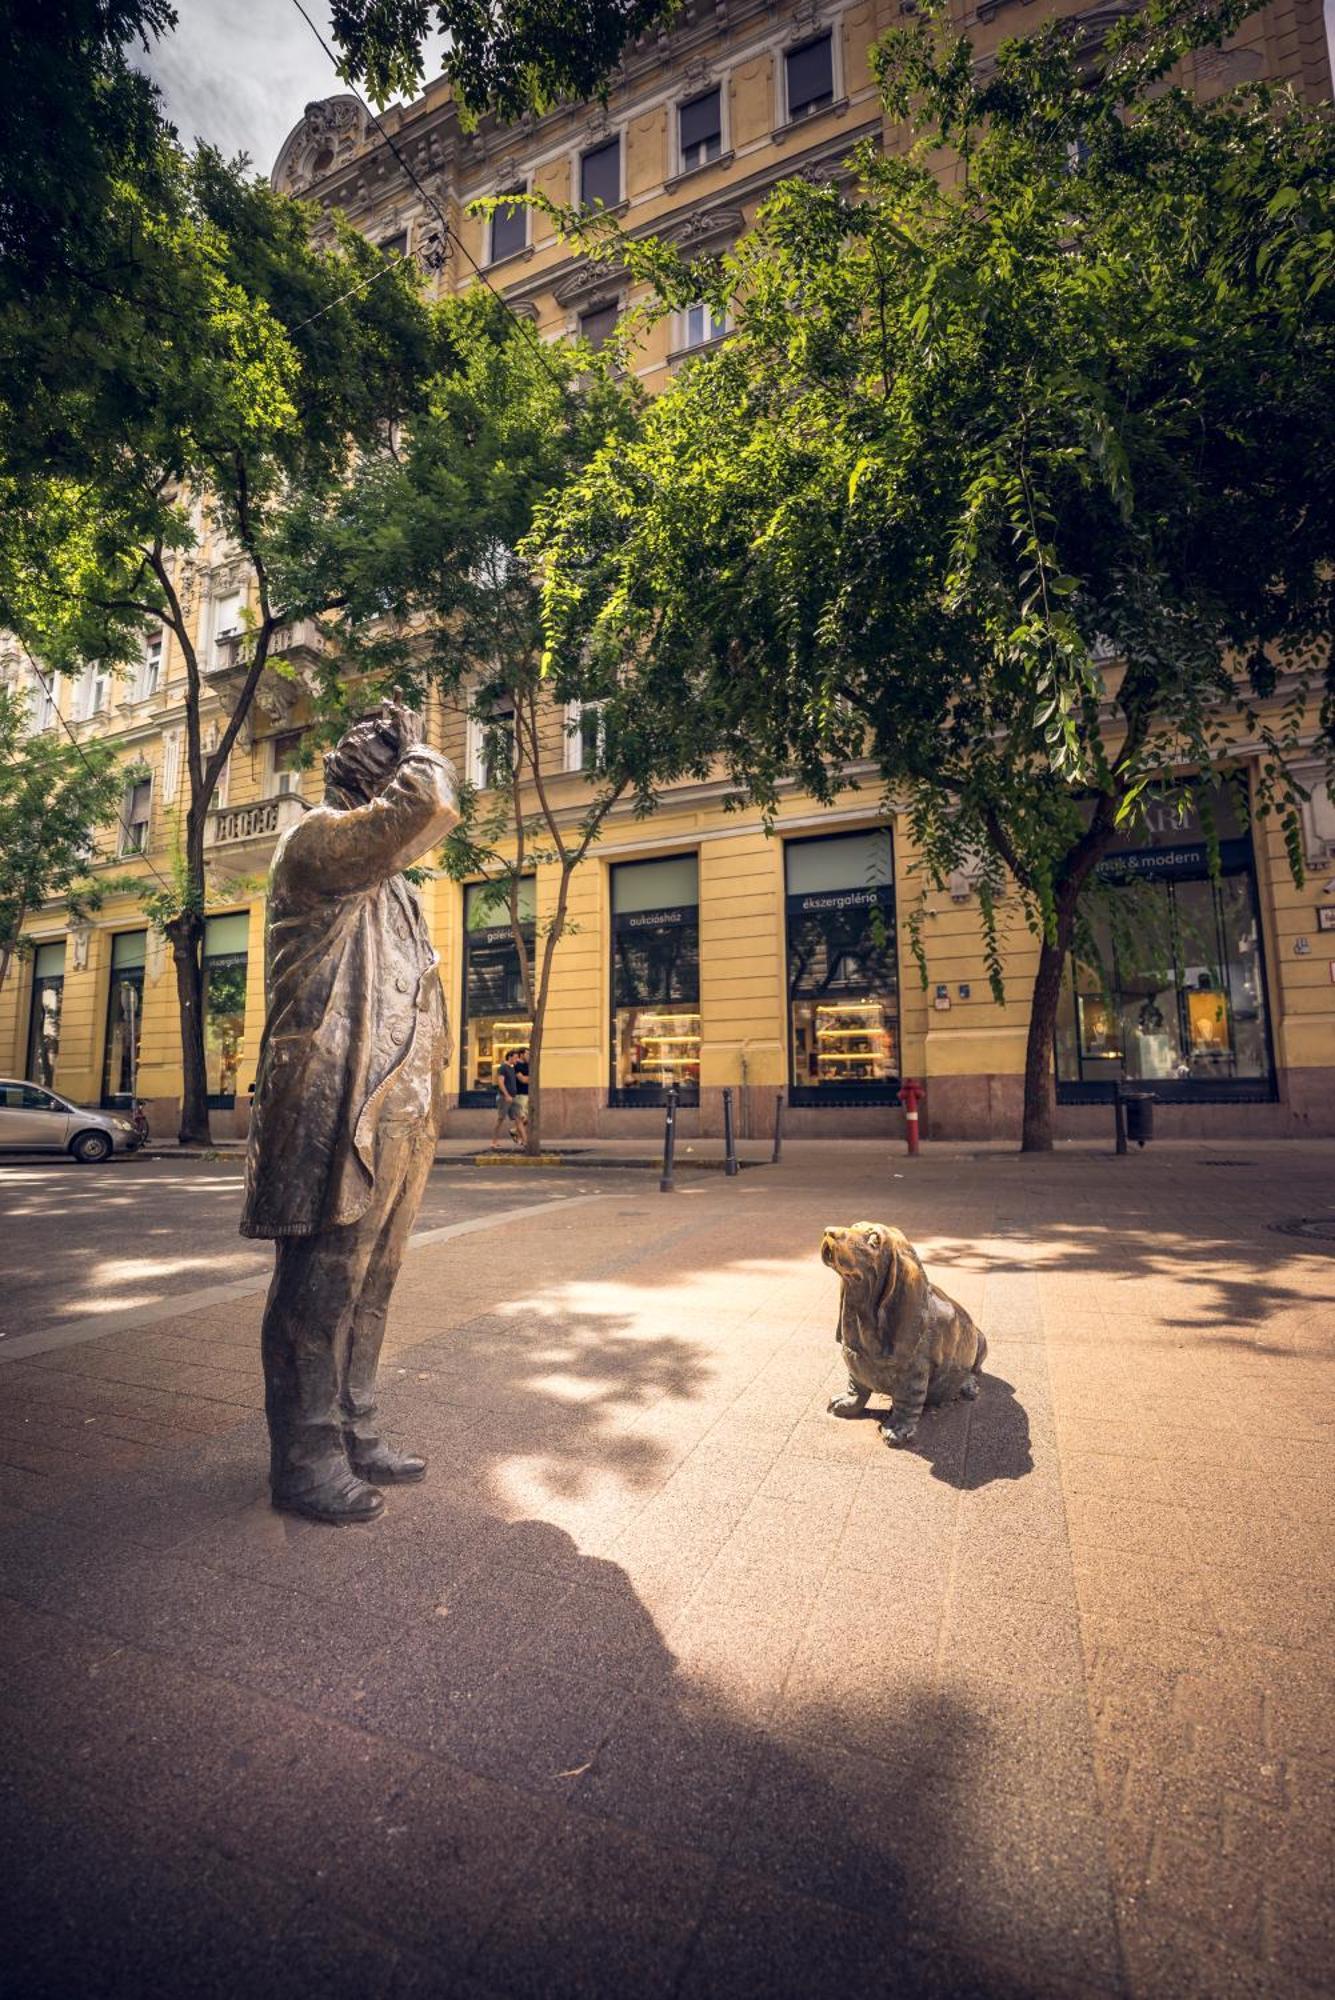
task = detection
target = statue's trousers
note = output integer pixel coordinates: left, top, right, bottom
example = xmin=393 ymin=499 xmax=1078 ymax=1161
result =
xmin=260 ymin=1103 xmax=436 ymax=1498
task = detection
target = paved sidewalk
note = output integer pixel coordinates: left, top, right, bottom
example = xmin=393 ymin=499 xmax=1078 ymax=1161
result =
xmin=1 ymin=1145 xmax=1332 ymax=1998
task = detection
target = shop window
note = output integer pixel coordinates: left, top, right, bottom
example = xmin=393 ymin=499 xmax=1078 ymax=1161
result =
xmin=611 ymin=855 xmax=700 ymax=1105
xmin=204 ymin=913 xmax=249 ymax=1107
xmin=26 ymin=940 xmax=65 ymax=1089
xmin=786 ymin=830 xmax=899 ymax=1105
xmin=681 ymin=300 xmax=727 ymax=350
xmin=460 ymin=878 xmax=536 ymax=1105
xmin=580 ymin=136 xmax=621 ymax=211
xmin=490 ymin=185 xmax=528 ymax=263
xmin=102 ymin=931 xmax=146 ymax=1107
xmin=578 ymin=302 xmax=619 ymax=352
xmin=1054 ymin=784 xmax=1274 ymax=1101
xmin=120 ymin=777 xmax=152 ymax=855
xmin=786 ymin=33 xmax=834 ymax=122
xmin=679 ymin=88 xmax=722 ymax=171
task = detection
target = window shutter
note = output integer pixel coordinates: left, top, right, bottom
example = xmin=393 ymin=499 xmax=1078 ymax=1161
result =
xmin=580 ymin=138 xmax=620 ymax=209
xmin=679 ymin=89 xmax=721 ymax=156
xmin=786 ymin=34 xmax=834 ymax=118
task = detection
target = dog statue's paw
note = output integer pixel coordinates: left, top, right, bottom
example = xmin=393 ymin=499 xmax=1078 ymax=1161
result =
xmin=879 ymin=1419 xmax=918 ymax=1449
xmin=827 ymin=1393 xmax=866 ymax=1418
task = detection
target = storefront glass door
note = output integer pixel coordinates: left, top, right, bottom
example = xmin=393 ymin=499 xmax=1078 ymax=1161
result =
xmin=203 ymin=913 xmax=249 ymax=1106
xmin=1055 ymin=788 xmax=1273 ymax=1100
xmin=101 ymin=931 xmax=146 ymax=1108
xmin=785 ymin=830 xmax=898 ymax=1105
xmin=611 ymin=856 xmax=700 ymax=1104
xmin=26 ymin=941 xmax=66 ymax=1089
xmin=461 ymin=879 xmax=535 ymax=1105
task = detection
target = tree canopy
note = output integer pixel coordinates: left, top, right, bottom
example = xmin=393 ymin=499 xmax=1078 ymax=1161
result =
xmin=329 ymin=0 xmax=678 ymax=117
xmin=0 ymin=681 xmax=125 ymax=996
xmin=537 ymin=0 xmax=1335 ymax=1147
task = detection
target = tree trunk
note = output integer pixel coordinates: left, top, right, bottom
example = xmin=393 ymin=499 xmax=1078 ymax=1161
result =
xmin=1020 ymin=922 xmax=1074 ymax=1153
xmin=525 ymin=1010 xmax=546 ymax=1155
xmin=167 ymin=911 xmax=212 ymax=1146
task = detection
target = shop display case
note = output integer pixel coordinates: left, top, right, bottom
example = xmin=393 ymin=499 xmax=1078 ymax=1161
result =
xmin=467 ymin=1017 xmax=533 ymax=1096
xmin=615 ymin=1008 xmax=701 ymax=1097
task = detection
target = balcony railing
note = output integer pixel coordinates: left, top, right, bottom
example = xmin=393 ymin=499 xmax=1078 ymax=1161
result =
xmin=208 ymin=618 xmax=327 ymax=677
xmin=206 ymin=793 xmax=305 ymax=850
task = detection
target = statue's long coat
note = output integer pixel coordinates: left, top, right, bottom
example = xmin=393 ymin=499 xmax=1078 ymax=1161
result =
xmin=241 ymin=748 xmax=457 ymax=1240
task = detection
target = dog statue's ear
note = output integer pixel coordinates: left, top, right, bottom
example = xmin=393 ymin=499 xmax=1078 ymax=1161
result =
xmin=864 ymin=1234 xmax=897 ymax=1354
xmin=877 ymin=1228 xmax=927 ymax=1354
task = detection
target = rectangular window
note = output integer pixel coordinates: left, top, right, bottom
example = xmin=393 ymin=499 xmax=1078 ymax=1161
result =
xmin=102 ymin=931 xmax=146 ymax=1107
xmin=271 ymin=729 xmax=305 ymax=795
xmin=786 ymin=830 xmax=899 ymax=1105
xmin=204 ymin=912 xmax=249 ymax=1107
xmin=380 ymin=231 xmax=409 ymax=259
xmin=26 ymin=940 xmax=66 ymax=1089
xmin=786 ymin=33 xmax=834 ymax=121
xmin=461 ymin=879 xmax=536 ymax=1105
xmin=213 ymin=590 xmax=243 ymax=646
xmin=679 ymin=88 xmax=722 ymax=171
xmin=580 ymin=136 xmax=621 ymax=211
xmin=468 ymin=694 xmax=517 ymax=790
xmin=1054 ymin=787 xmax=1274 ymax=1102
xmin=31 ymin=668 xmax=57 ymax=731
xmin=83 ymin=663 xmax=111 ymax=717
xmin=490 ymin=185 xmax=528 ymax=263
xmin=141 ymin=631 xmax=163 ymax=699
xmin=120 ymin=777 xmax=151 ymax=855
xmin=683 ymin=300 xmax=727 ymax=350
xmin=611 ymin=855 xmax=700 ymax=1105
xmin=578 ymin=302 xmax=619 ymax=352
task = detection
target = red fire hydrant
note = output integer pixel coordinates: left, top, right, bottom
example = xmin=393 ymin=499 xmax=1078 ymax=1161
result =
xmin=898 ymin=1078 xmax=925 ymax=1157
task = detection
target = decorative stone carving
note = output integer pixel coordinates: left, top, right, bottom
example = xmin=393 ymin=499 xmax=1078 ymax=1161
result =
xmin=271 ymin=95 xmax=368 ymax=195
xmin=822 ymin=1222 xmax=987 ymax=1446
xmin=69 ymin=921 xmax=92 ymax=971
xmin=553 ymin=262 xmax=628 ymax=309
xmin=664 ymin=204 xmax=746 ymax=257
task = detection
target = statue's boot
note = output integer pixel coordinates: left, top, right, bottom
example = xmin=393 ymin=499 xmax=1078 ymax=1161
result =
xmin=344 ymin=1430 xmax=427 ymax=1483
xmin=272 ymin=1460 xmax=386 ymax=1525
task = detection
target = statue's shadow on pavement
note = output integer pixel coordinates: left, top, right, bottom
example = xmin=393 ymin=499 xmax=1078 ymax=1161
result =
xmin=841 ymin=1371 xmax=1034 ymax=1490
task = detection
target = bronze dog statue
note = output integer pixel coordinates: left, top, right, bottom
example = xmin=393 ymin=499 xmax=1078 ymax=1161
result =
xmin=822 ymin=1222 xmax=986 ymax=1447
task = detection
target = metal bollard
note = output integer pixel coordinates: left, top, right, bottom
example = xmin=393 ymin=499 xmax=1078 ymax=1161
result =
xmin=1113 ymin=1085 xmax=1128 ymax=1156
xmin=722 ymin=1087 xmax=739 ymax=1176
xmin=660 ymin=1084 xmax=678 ymax=1193
xmin=772 ymin=1092 xmax=785 ymax=1165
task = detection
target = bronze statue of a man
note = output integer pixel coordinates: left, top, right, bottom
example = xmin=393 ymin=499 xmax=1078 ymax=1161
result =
xmin=241 ymin=703 xmax=459 ymax=1524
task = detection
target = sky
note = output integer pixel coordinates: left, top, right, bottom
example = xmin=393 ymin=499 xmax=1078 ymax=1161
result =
xmin=137 ymin=0 xmax=444 ymax=175
xmin=140 ymin=0 xmax=1335 ymax=180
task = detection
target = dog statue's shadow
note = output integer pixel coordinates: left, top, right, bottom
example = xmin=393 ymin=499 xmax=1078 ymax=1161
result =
xmin=837 ymin=1371 xmax=1033 ymax=1491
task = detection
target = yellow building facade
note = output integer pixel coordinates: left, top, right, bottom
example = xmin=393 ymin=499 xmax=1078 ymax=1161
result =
xmin=3 ymin=0 xmax=1333 ymax=1142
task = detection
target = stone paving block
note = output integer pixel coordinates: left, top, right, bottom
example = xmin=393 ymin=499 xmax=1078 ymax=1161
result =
xmin=467 ymin=1811 xmax=717 ymax=2000
xmin=677 ymin=1868 xmax=1037 ymax=2000
xmin=569 ymin=1684 xmax=764 ymax=1854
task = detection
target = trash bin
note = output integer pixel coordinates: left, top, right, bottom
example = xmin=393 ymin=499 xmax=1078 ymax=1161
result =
xmin=1124 ymin=1093 xmax=1154 ymax=1147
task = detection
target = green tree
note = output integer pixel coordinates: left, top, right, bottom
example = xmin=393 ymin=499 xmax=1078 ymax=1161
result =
xmin=329 ymin=0 xmax=677 ymax=116
xmin=312 ymin=295 xmax=712 ymax=1151
xmin=537 ymin=0 xmax=1335 ymax=1150
xmin=1 ymin=141 xmax=446 ymax=1143
xmin=0 ymin=680 xmax=124 ymax=998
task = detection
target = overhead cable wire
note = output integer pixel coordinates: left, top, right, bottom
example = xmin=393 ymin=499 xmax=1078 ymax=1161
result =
xmin=286 ymin=0 xmax=572 ymax=385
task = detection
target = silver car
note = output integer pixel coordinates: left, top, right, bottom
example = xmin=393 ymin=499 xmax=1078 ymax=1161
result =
xmin=0 ymin=1080 xmax=141 ymax=1162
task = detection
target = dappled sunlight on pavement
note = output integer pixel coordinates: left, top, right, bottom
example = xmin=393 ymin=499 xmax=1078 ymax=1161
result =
xmin=0 ymin=1143 xmax=1331 ymax=1996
